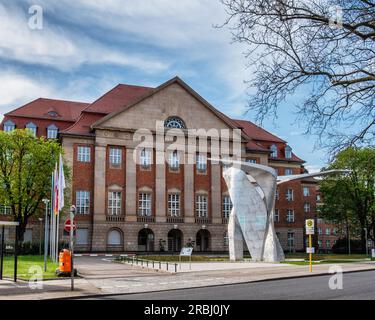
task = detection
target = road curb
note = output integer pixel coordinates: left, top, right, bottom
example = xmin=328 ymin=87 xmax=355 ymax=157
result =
xmin=53 ymin=267 xmax=375 ymax=300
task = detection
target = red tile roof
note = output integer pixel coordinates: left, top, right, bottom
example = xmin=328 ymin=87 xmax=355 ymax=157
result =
xmin=84 ymin=84 xmax=154 ymax=114
xmin=5 ymin=98 xmax=89 ymax=122
xmin=62 ymin=84 xmax=154 ymax=135
xmin=233 ymin=119 xmax=286 ymax=143
xmin=3 ymin=80 xmax=304 ymax=163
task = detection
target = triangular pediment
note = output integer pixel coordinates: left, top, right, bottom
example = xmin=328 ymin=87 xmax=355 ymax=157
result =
xmin=92 ymin=77 xmax=248 ymax=141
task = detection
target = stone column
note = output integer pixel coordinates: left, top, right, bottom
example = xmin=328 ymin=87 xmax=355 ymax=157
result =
xmin=125 ymin=147 xmax=137 ymax=222
xmin=93 ymin=144 xmax=106 ymax=223
xmin=92 ymin=144 xmax=106 ymax=251
xmin=211 ymin=162 xmax=222 ymax=224
xmin=155 ymin=163 xmax=166 ymax=222
xmin=184 ymin=162 xmax=195 ymax=223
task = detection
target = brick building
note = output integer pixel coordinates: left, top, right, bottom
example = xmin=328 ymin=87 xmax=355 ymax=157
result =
xmin=0 ymin=76 xmax=319 ymax=253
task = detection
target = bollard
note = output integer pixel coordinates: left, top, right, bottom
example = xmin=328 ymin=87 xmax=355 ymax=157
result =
xmin=152 ymin=261 xmax=154 ymax=268
xmin=167 ymin=262 xmax=169 ymax=271
xmin=147 ymin=260 xmax=149 ymax=267
xmin=159 ymin=261 xmax=161 ymax=270
xmin=175 ymin=263 xmax=177 ymax=273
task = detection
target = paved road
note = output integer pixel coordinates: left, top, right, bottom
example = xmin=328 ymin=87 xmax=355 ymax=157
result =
xmin=86 ymin=270 xmax=375 ymax=300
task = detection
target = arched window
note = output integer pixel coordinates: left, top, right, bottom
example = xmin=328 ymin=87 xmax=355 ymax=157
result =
xmin=285 ymin=145 xmax=292 ymax=159
xmin=164 ymin=117 xmax=186 ymax=129
xmin=270 ymin=144 xmax=278 ymax=157
xmin=3 ymin=120 xmax=15 ymax=132
xmin=47 ymin=124 xmax=58 ymax=139
xmin=107 ymin=229 xmax=122 ymax=246
xmin=25 ymin=122 xmax=37 ymax=136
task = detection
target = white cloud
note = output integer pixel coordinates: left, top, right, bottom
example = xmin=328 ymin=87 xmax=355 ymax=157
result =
xmin=305 ymin=165 xmax=322 ymax=174
xmin=0 ymin=72 xmax=54 ymax=115
xmin=0 ymin=70 xmax=120 ymax=122
xmin=0 ymin=3 xmax=168 ymax=72
xmin=21 ymin=0 xmax=249 ymax=99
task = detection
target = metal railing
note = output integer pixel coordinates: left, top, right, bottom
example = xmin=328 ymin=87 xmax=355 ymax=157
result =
xmin=121 ymin=256 xmax=178 ymax=273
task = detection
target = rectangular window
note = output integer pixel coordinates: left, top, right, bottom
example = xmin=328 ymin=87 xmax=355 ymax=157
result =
xmin=109 ymin=147 xmax=122 ymax=168
xmin=23 ymin=229 xmax=32 ymax=243
xmin=326 ymin=240 xmax=331 ymax=248
xmin=168 ymin=194 xmax=180 ymax=216
xmin=303 ymin=187 xmax=310 ymax=197
xmin=108 ymin=191 xmax=122 ymax=216
xmin=318 ymin=228 xmax=322 ymax=235
xmin=286 ymin=188 xmax=294 ymax=201
xmin=304 ymin=203 xmax=311 ymax=213
xmin=224 ymin=233 xmax=229 ymax=246
xmin=196 ymin=195 xmax=208 ymax=217
xmin=333 ymin=228 xmax=338 ymax=235
xmin=76 ymin=190 xmax=90 ymax=214
xmin=286 ymin=209 xmax=295 ymax=223
xmin=318 ymin=240 xmax=322 ymax=247
xmin=140 ymin=149 xmax=152 ymax=169
xmin=138 ymin=193 xmax=152 ymax=216
xmin=196 ymin=154 xmax=207 ymax=173
xmin=274 ymin=209 xmax=280 ymax=222
xmin=285 ymin=168 xmax=293 ymax=176
xmin=246 ymin=158 xmax=257 ymax=164
xmin=0 ymin=228 xmax=9 ymax=241
xmin=222 ymin=195 xmax=232 ymax=219
xmin=4 ymin=123 xmax=15 ymax=132
xmin=47 ymin=128 xmax=58 ymax=139
xmin=77 ymin=146 xmax=91 ymax=162
xmin=316 ymin=194 xmax=321 ymax=202
xmin=0 ymin=205 xmax=11 ymax=215
xmin=326 ymin=228 xmax=331 ymax=235
xmin=287 ymin=232 xmax=294 ymax=248
xmin=77 ymin=229 xmax=89 ymax=245
xmin=275 ymin=189 xmax=279 ymax=200
xmin=168 ymin=151 xmax=179 ymax=171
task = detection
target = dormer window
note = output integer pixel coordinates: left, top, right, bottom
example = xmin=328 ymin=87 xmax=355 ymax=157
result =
xmin=270 ymin=144 xmax=278 ymax=157
xmin=285 ymin=145 xmax=292 ymax=159
xmin=47 ymin=111 xmax=58 ymax=117
xmin=25 ymin=122 xmax=37 ymax=136
xmin=164 ymin=117 xmax=186 ymax=129
xmin=3 ymin=120 xmax=15 ymax=132
xmin=47 ymin=124 xmax=58 ymax=139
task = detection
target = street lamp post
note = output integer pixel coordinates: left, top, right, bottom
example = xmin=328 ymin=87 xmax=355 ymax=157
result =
xmin=38 ymin=218 xmax=43 ymax=256
xmin=42 ymin=199 xmax=50 ymax=272
xmin=70 ymin=205 xmax=76 ymax=291
xmin=364 ymin=228 xmax=368 ymax=256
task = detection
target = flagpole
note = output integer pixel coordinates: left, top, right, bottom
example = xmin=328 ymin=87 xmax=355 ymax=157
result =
xmin=55 ymin=211 xmax=59 ymax=262
xmin=50 ymin=172 xmax=54 ymax=260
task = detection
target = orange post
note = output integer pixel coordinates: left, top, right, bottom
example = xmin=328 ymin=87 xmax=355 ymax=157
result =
xmin=59 ymin=249 xmax=72 ymax=273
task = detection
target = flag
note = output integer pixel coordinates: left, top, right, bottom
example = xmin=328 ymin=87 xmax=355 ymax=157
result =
xmin=58 ymin=153 xmax=66 ymax=211
xmin=53 ymin=162 xmax=59 ymax=215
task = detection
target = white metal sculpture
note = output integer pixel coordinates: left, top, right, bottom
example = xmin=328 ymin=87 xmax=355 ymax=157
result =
xmin=218 ymin=159 xmax=348 ymax=263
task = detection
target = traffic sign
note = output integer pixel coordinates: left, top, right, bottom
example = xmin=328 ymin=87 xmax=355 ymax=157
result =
xmin=64 ymin=219 xmax=76 ymax=233
xmin=305 ymin=219 xmax=315 ymax=235
xmin=180 ymin=247 xmax=193 ymax=256
xmin=306 ymin=247 xmax=315 ymax=254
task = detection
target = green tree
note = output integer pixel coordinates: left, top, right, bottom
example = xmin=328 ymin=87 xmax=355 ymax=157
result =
xmin=319 ymin=147 xmax=375 ymax=251
xmin=0 ymin=129 xmax=63 ymax=241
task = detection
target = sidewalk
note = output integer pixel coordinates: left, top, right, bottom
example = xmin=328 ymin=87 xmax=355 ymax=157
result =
xmin=0 ymin=259 xmax=374 ymax=299
xmin=0 ymin=278 xmax=100 ymax=300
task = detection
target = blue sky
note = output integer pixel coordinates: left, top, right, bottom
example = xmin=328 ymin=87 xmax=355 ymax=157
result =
xmin=0 ymin=0 xmax=327 ymax=172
